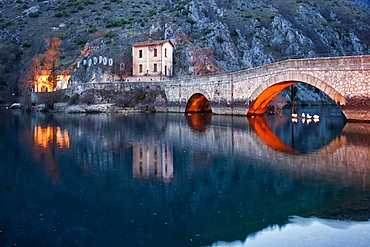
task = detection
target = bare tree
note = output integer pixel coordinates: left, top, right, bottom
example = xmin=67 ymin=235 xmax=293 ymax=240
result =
xmin=268 ymin=96 xmax=288 ymax=116
xmin=190 ymin=47 xmax=224 ymax=75
xmin=37 ymin=90 xmax=64 ymax=110
xmin=32 ymin=37 xmax=63 ymax=91
xmin=110 ymin=51 xmax=132 ymax=80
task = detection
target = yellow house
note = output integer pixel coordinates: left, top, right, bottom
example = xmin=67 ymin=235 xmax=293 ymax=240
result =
xmin=34 ymin=72 xmax=71 ymax=92
xmin=132 ymin=39 xmax=174 ymax=77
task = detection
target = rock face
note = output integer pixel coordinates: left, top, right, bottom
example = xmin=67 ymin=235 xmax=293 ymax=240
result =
xmin=0 ymin=0 xmax=370 ymax=103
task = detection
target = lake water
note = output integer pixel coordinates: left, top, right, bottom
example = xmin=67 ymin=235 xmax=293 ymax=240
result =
xmin=1 ymin=107 xmax=370 ymax=247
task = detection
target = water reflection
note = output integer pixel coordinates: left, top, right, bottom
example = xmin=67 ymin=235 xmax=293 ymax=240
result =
xmin=248 ymin=116 xmax=296 ymax=153
xmin=0 ymin=109 xmax=370 ymax=247
xmin=263 ymin=108 xmax=347 ymax=153
xmin=186 ymin=113 xmax=212 ymax=132
xmin=34 ymin=125 xmax=70 ymax=149
xmin=209 ymin=216 xmax=370 ymax=247
xmin=133 ymin=140 xmax=173 ymax=182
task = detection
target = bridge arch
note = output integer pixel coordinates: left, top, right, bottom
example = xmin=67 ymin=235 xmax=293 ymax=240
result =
xmin=185 ymin=93 xmax=213 ymax=113
xmin=247 ymin=72 xmax=347 ymax=116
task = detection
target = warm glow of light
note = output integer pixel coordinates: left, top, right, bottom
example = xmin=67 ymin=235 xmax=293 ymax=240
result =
xmin=247 ymin=81 xmax=298 ymax=116
xmin=186 ymin=113 xmax=212 ymax=132
xmin=33 ymin=125 xmax=70 ymax=182
xmin=248 ymin=116 xmax=296 ymax=153
xmin=34 ymin=74 xmax=71 ymax=92
xmin=185 ymin=94 xmax=212 ymax=113
xmin=34 ymin=125 xmax=70 ymax=149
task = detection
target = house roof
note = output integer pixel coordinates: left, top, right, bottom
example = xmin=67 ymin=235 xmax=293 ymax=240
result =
xmin=132 ymin=39 xmax=173 ymax=47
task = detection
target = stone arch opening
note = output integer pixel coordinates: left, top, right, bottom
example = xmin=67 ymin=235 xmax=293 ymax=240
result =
xmin=247 ymin=81 xmax=298 ymax=116
xmin=247 ymin=73 xmax=347 ymax=116
xmin=185 ymin=93 xmax=212 ymax=113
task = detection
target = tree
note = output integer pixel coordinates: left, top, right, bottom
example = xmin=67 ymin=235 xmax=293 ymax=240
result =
xmin=0 ymin=41 xmax=23 ymax=103
xmin=268 ymin=96 xmax=288 ymax=116
xmin=37 ymin=90 xmax=64 ymax=110
xmin=190 ymin=47 xmax=224 ymax=75
xmin=110 ymin=51 xmax=132 ymax=80
xmin=32 ymin=37 xmax=63 ymax=91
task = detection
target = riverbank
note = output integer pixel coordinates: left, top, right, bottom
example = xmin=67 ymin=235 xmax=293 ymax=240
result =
xmin=51 ymin=102 xmax=166 ymax=114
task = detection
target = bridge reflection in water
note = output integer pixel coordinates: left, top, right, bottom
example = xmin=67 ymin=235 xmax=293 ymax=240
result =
xmin=24 ymin=111 xmax=368 ymax=188
xmin=247 ymin=114 xmax=347 ymax=154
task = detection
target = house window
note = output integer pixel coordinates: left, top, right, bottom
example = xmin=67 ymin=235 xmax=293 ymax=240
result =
xmin=139 ymin=64 xmax=143 ymax=73
xmin=153 ymin=64 xmax=157 ymax=72
xmin=139 ymin=50 xmax=143 ymax=58
xmin=165 ymin=48 xmax=167 ymax=57
xmin=154 ymin=48 xmax=157 ymax=57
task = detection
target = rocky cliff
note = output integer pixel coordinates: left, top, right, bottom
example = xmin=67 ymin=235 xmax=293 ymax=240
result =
xmin=0 ymin=0 xmax=369 ymax=103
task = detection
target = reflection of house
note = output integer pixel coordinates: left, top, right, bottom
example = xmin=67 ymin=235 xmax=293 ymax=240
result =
xmin=133 ymin=141 xmax=173 ymax=183
xmin=34 ymin=125 xmax=70 ymax=149
xmin=132 ymin=39 xmax=173 ymax=77
xmin=34 ymin=73 xmax=71 ymax=92
xmin=33 ymin=125 xmax=71 ymax=182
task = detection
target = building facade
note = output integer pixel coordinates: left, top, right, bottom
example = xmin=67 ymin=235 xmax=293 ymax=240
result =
xmin=132 ymin=39 xmax=173 ymax=77
xmin=34 ymin=73 xmax=71 ymax=92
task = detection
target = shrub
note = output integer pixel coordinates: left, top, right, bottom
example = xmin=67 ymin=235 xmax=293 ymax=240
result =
xmin=104 ymin=30 xmax=117 ymax=38
xmin=160 ymin=6 xmax=169 ymax=12
xmin=88 ymin=27 xmax=97 ymax=33
xmin=29 ymin=11 xmax=40 ymax=18
xmin=182 ymin=9 xmax=190 ymax=15
xmin=73 ymin=36 xmax=86 ymax=46
xmin=22 ymin=41 xmax=31 ymax=47
xmin=79 ymin=92 xmax=95 ymax=105
xmin=203 ymin=28 xmax=213 ymax=35
xmin=68 ymin=93 xmax=80 ymax=105
xmin=186 ymin=18 xmax=195 ymax=24
xmin=54 ymin=12 xmax=63 ymax=17
xmin=82 ymin=0 xmax=95 ymax=4
xmin=1 ymin=21 xmax=12 ymax=28
xmin=148 ymin=9 xmax=157 ymax=16
xmin=37 ymin=91 xmax=64 ymax=110
xmin=116 ymin=96 xmax=131 ymax=107
xmin=216 ymin=36 xmax=224 ymax=43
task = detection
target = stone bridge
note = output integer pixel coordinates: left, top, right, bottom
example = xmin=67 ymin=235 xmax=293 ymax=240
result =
xmin=66 ymin=55 xmax=370 ymax=121
xmin=164 ymin=55 xmax=370 ymax=121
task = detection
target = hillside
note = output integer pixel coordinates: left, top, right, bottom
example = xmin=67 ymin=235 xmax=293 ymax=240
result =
xmin=0 ymin=0 xmax=369 ymax=103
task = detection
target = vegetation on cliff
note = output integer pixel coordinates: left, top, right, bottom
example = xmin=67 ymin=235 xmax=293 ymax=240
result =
xmin=0 ymin=0 xmax=369 ymax=104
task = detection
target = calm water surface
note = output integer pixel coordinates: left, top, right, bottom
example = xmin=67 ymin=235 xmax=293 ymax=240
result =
xmin=0 ymin=107 xmax=370 ymax=247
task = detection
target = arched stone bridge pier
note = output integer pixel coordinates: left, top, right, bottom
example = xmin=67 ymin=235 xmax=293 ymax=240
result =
xmin=164 ymin=55 xmax=370 ymax=121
